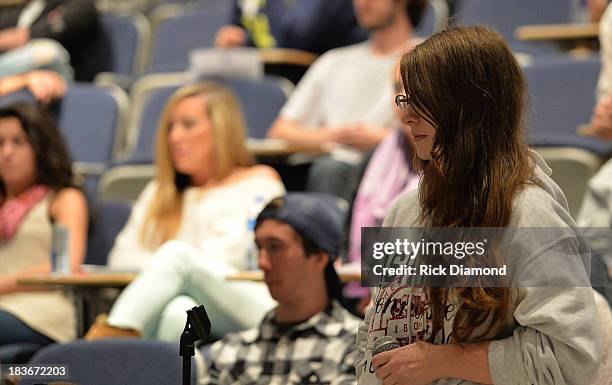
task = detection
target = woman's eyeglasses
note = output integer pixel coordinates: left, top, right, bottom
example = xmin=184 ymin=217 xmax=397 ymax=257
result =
xmin=395 ymin=94 xmax=411 ymax=111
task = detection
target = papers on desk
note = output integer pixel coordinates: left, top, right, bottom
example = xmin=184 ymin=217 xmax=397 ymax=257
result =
xmin=188 ymin=48 xmax=263 ymax=80
xmin=246 ymin=138 xmax=333 ymax=157
xmin=515 ymin=23 xmax=599 ymax=42
xmin=246 ymin=138 xmax=293 ymax=152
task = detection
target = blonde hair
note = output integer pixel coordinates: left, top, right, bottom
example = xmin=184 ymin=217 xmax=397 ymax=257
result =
xmin=140 ymin=81 xmax=254 ymax=248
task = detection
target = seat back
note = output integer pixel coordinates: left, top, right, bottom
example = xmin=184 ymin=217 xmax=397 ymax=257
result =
xmin=126 ymin=76 xmax=287 ymax=163
xmin=149 ymin=7 xmax=231 ymax=72
xmin=130 ymin=84 xmax=178 ymax=162
xmin=454 ymin=0 xmax=573 ymax=53
xmin=54 ymin=84 xmax=128 ymax=197
xmin=534 ymin=147 xmax=602 ymax=217
xmin=100 ymin=13 xmax=151 ymax=76
xmin=56 ymin=84 xmax=127 ymax=165
xmin=223 ymin=76 xmax=288 ymax=138
xmin=22 ymin=339 xmax=197 ymax=385
xmin=86 ymin=201 xmax=133 ymax=265
xmin=0 ymin=89 xmax=36 ymax=107
xmin=98 ymin=165 xmax=157 ymax=203
xmin=415 ymin=0 xmax=449 ymax=37
xmin=524 ymin=56 xmax=612 ymax=155
xmin=3 ymin=85 xmax=125 ymax=164
xmin=0 ymin=343 xmax=43 ymax=365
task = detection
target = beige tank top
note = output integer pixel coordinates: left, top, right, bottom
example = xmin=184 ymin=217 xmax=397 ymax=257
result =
xmin=0 ymin=194 xmax=76 ymax=342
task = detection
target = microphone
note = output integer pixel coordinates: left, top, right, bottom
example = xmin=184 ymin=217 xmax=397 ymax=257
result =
xmin=372 ymin=335 xmax=400 ymax=357
xmin=181 ymin=305 xmax=211 ymax=385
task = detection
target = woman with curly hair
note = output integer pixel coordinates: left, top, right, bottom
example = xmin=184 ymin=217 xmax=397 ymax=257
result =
xmin=0 ymin=102 xmax=87 ymax=347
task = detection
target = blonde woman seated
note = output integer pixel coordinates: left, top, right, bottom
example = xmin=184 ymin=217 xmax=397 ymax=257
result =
xmin=0 ymin=102 xmax=88 ymax=349
xmin=87 ymin=82 xmax=285 ymax=341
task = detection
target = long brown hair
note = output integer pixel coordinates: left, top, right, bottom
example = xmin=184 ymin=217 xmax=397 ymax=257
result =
xmin=400 ymin=26 xmax=533 ymax=342
xmin=140 ymin=82 xmax=253 ymax=248
xmin=0 ymin=102 xmax=76 ymax=195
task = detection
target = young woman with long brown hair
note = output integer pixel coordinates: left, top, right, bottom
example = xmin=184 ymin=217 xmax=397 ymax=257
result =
xmin=0 ymin=102 xmax=87 ymax=349
xmin=357 ymin=26 xmax=604 ymax=385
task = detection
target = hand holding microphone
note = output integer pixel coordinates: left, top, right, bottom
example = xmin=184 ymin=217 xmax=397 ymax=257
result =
xmin=372 ymin=335 xmax=401 ymax=357
xmin=371 ymin=336 xmax=441 ymax=385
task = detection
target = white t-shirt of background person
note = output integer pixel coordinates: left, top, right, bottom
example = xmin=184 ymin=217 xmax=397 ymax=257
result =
xmin=598 ymin=4 xmax=612 ymax=101
xmin=280 ymin=41 xmax=400 ymax=131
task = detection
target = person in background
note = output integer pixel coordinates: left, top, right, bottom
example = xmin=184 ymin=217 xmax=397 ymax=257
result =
xmin=0 ymin=0 xmax=110 ymax=81
xmin=268 ymin=0 xmax=426 ymax=200
xmin=214 ymin=0 xmax=367 ymax=54
xmin=199 ymin=193 xmax=360 ymax=385
xmin=341 ymin=62 xmax=420 ymax=312
xmin=582 ymin=2 xmax=612 ymax=138
xmin=0 ymin=70 xmax=66 ymax=104
xmin=357 ymin=26 xmax=605 ymax=385
xmin=0 ymin=102 xmax=87 ymax=353
xmin=575 ymin=1 xmax=612 ymax=306
xmin=86 ymin=82 xmax=285 ymax=341
xmin=587 ymin=0 xmax=611 ymax=22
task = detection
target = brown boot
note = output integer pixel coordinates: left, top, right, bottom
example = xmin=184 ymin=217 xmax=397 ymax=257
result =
xmin=84 ymin=314 xmax=141 ymax=340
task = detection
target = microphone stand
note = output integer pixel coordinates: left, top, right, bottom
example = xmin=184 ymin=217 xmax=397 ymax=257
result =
xmin=179 ymin=305 xmax=211 ymax=385
xmin=179 ymin=322 xmax=195 ymax=385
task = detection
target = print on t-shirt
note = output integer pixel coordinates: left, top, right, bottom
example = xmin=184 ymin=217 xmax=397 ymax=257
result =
xmin=362 ymin=277 xmax=457 ymax=375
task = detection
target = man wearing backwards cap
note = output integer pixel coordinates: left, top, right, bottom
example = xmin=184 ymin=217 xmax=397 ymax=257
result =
xmin=199 ymin=192 xmax=360 ymax=385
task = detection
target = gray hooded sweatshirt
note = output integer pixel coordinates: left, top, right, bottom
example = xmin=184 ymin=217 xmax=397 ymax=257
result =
xmin=356 ymin=151 xmax=604 ymax=385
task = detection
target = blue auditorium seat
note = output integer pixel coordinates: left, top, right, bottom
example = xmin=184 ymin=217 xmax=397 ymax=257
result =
xmin=126 ymin=76 xmax=287 ymax=163
xmin=54 ymin=84 xmax=127 ymax=196
xmin=524 ymin=56 xmax=612 ymax=156
xmin=100 ymin=13 xmax=150 ymax=77
xmin=415 ymin=0 xmax=449 ymax=38
xmin=149 ymin=7 xmax=231 ymax=72
xmin=56 ymin=85 xmax=122 ymax=165
xmin=0 ymin=343 xmax=43 ymax=365
xmin=0 ymin=89 xmax=36 ymax=107
xmin=85 ymin=201 xmax=132 ymax=266
xmin=21 ymin=339 xmax=197 ymax=385
xmin=454 ymin=0 xmax=574 ymax=54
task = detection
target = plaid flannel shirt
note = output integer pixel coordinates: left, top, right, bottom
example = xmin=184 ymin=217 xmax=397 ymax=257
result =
xmin=199 ymin=300 xmax=360 ymax=385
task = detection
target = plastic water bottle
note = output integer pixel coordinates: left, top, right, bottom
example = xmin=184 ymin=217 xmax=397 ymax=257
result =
xmin=246 ymin=195 xmax=266 ymax=270
xmin=571 ymin=0 xmax=590 ymax=22
xmin=51 ymin=224 xmax=71 ymax=274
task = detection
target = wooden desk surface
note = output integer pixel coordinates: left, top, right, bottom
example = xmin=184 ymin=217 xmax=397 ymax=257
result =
xmin=17 ymin=272 xmax=137 ymax=288
xmin=17 ymin=268 xmax=361 ymax=288
xmin=246 ymin=139 xmax=331 ymax=157
xmin=515 ymin=23 xmax=599 ymax=41
xmin=227 ymin=270 xmax=361 ymax=283
xmin=260 ymin=48 xmax=318 ymax=67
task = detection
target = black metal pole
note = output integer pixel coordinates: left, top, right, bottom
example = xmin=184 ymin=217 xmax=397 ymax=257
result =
xmin=180 ymin=305 xmax=211 ymax=385
xmin=182 ymin=355 xmax=191 ymax=385
xmin=180 ymin=325 xmax=195 ymax=385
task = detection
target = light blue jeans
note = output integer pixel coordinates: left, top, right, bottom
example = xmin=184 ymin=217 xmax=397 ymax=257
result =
xmin=0 ymin=38 xmax=73 ymax=78
xmin=107 ymin=240 xmax=276 ymax=343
